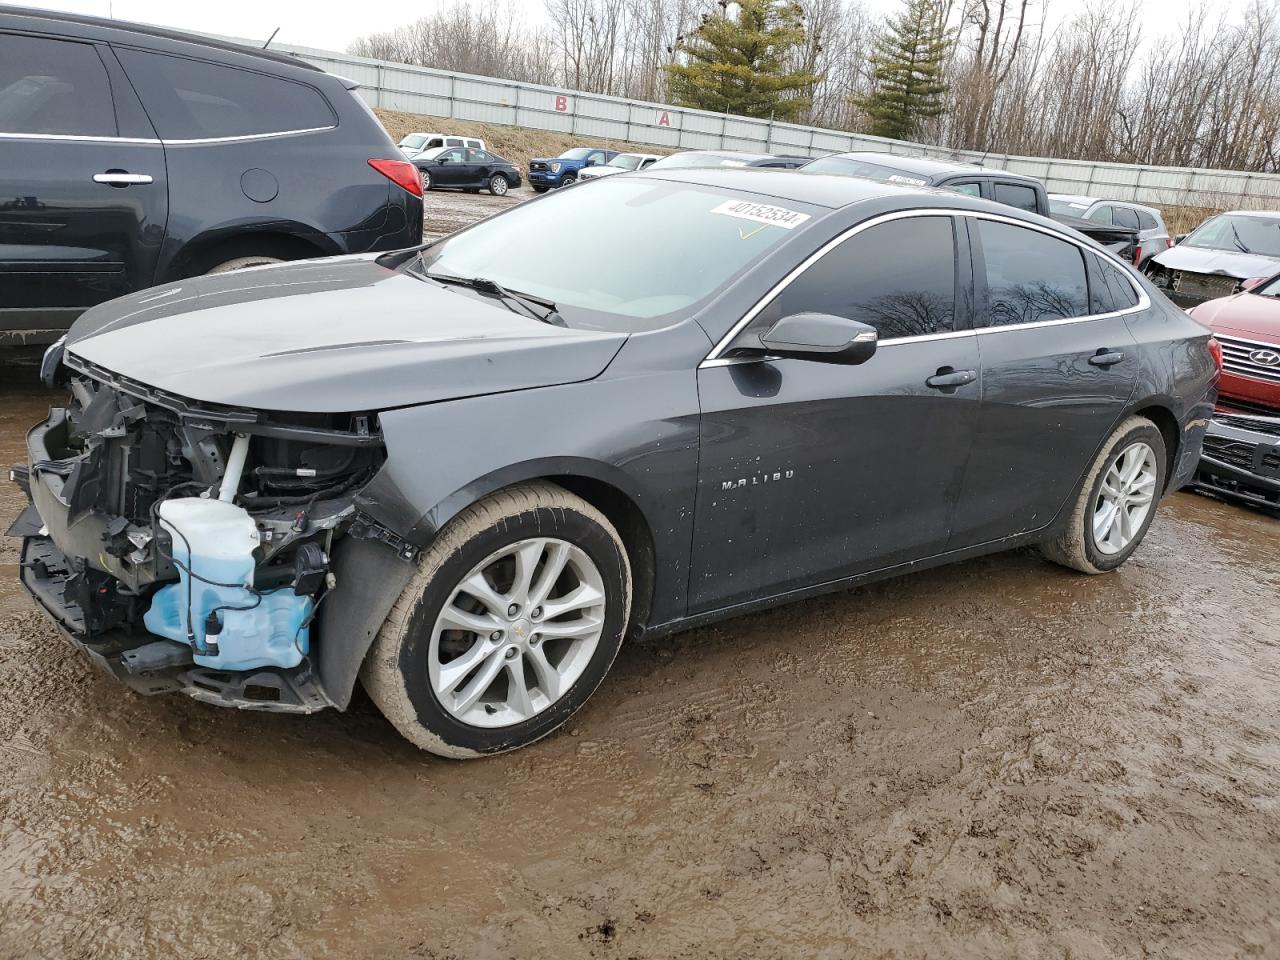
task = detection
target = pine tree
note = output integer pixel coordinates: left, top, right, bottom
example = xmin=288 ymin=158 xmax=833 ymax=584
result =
xmin=858 ymin=0 xmax=951 ymax=141
xmin=664 ymin=0 xmax=820 ymax=121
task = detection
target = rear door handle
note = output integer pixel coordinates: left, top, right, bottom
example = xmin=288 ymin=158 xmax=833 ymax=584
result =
xmin=93 ymin=172 xmax=154 ymax=186
xmin=1089 ymin=350 xmax=1126 ymax=367
xmin=926 ymin=367 xmax=978 ymax=389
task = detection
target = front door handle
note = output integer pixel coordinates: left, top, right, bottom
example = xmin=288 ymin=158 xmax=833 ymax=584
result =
xmin=926 ymin=367 xmax=978 ymax=389
xmin=1089 ymin=349 xmax=1126 ymax=367
xmin=93 ymin=172 xmax=154 ymax=186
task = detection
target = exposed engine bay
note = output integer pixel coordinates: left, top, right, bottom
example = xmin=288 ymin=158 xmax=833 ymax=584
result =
xmin=14 ymin=355 xmax=394 ymax=711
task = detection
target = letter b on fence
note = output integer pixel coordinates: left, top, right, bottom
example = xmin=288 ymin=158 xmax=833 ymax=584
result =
xmin=554 ymin=95 xmax=568 ymax=113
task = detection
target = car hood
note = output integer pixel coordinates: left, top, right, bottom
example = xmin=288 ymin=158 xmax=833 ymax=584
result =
xmin=531 ymin=156 xmax=570 ymax=165
xmin=1151 ymin=245 xmax=1280 ymax=279
xmin=64 ymin=256 xmax=628 ymax=413
xmin=1191 ymin=292 xmax=1280 ymax=342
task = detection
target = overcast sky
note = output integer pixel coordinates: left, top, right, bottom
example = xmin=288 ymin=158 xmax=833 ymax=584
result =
xmin=23 ymin=0 xmax=1261 ymax=56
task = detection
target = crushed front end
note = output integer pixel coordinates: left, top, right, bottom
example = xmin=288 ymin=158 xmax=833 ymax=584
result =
xmin=10 ymin=355 xmax=392 ymax=712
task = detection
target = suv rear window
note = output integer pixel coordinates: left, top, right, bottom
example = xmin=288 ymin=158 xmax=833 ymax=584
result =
xmin=0 ymin=33 xmax=115 ymax=137
xmin=115 ymin=49 xmax=335 ymax=140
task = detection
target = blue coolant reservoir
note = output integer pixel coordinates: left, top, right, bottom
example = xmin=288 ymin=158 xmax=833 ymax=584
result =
xmin=143 ymin=497 xmax=312 ymax=671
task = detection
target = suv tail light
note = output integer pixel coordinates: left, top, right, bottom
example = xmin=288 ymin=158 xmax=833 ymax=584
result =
xmin=1207 ymin=336 xmax=1223 ymax=375
xmin=1133 ymin=244 xmax=1142 ymax=265
xmin=368 ymin=158 xmax=423 ymax=198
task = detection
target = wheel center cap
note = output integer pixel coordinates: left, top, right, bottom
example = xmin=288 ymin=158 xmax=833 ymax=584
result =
xmin=511 ymin=618 xmax=533 ymax=642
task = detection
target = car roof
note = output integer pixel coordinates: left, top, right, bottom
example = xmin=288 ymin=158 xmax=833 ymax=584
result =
xmin=833 ymin=151 xmax=1024 ymax=180
xmin=634 ymin=166 xmax=1020 ymax=211
xmin=1050 ymin=193 xmax=1098 ymax=205
xmin=1221 ymin=210 xmax=1280 ymax=219
xmin=1050 ymin=194 xmax=1166 ymax=217
xmin=0 ymin=4 xmax=324 ymax=73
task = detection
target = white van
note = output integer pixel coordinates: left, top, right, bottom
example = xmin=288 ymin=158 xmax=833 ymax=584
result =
xmin=399 ymin=132 xmax=485 ymax=159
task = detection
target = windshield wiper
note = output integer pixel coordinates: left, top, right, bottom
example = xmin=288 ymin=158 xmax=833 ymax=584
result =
xmin=428 ymin=272 xmax=566 ymax=326
xmin=1230 ymin=222 xmax=1254 ymax=254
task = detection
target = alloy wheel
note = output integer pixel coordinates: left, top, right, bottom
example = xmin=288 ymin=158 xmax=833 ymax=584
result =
xmin=428 ymin=537 xmax=607 ymax=728
xmin=1092 ymin=441 xmax=1158 ymax=555
xmin=491 ymin=175 xmax=508 ymax=195
xmin=420 ymin=170 xmax=432 ymax=191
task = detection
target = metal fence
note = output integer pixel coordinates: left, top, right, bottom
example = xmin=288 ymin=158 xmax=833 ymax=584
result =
xmin=278 ymin=41 xmax=1280 ymax=212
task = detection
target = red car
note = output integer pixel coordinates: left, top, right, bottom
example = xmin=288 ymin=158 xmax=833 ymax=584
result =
xmin=1189 ymin=275 xmax=1280 ymax=510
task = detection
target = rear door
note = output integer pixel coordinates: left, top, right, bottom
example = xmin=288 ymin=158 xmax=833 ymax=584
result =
xmin=948 ymin=216 xmax=1139 ymax=547
xmin=691 ymin=214 xmax=982 ymax=612
xmin=0 ymin=31 xmax=167 ymax=344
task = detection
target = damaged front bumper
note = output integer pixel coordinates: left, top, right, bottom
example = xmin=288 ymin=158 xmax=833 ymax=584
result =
xmin=9 ymin=356 xmax=403 ymax=713
xmin=1195 ymin=411 xmax=1280 ymax=512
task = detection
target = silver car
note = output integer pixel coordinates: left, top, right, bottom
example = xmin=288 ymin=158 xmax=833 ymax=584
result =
xmin=1049 ymin=194 xmax=1171 ymax=266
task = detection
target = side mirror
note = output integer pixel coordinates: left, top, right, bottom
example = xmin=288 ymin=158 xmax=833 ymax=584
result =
xmin=758 ymin=312 xmax=877 ymax=365
xmin=1238 ymin=276 xmax=1269 ymax=293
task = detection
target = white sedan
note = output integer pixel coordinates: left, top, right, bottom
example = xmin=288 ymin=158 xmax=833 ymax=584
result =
xmin=578 ymin=152 xmax=662 ymax=181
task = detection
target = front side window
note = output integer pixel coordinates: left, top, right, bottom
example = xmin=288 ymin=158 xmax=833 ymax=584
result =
xmin=437 ymin=148 xmax=465 ymax=163
xmin=993 ymin=182 xmax=1039 ymax=213
xmin=0 ymin=33 xmax=114 ymax=137
xmin=416 ymin=179 xmax=812 ymax=324
xmin=749 ymin=216 xmax=957 ymax=342
xmin=114 ymin=48 xmax=334 ymax=139
xmin=977 ymin=220 xmax=1089 ymax=326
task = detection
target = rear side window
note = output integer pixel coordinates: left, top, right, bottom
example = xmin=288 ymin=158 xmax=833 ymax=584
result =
xmin=993 ymin=182 xmax=1039 ymax=212
xmin=0 ymin=33 xmax=115 ymax=137
xmin=1136 ymin=210 xmax=1158 ymax=230
xmin=114 ymin=48 xmax=334 ymax=139
xmin=761 ymin=216 xmax=957 ymax=340
xmin=1086 ymin=205 xmax=1114 ymax=224
xmin=1092 ymin=256 xmax=1140 ymax=313
xmin=1112 ymin=207 xmax=1141 ymax=230
xmin=976 ymin=220 xmax=1089 ymax=326
xmin=948 ymin=182 xmax=982 ymax=197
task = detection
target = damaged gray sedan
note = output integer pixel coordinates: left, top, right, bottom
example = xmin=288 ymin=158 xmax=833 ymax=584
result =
xmin=11 ymin=170 xmax=1217 ymax=757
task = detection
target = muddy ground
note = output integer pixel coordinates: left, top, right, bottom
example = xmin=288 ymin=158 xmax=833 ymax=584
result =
xmin=2 ymin=193 xmax=1279 ymax=958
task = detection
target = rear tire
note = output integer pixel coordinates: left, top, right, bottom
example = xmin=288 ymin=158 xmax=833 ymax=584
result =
xmin=361 ymin=482 xmax=632 ymax=758
xmin=1041 ymin=416 xmax=1167 ymax=574
xmin=489 ymin=175 xmax=509 ymax=196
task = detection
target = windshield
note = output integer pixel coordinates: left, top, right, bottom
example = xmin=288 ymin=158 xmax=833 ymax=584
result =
xmin=1049 ymin=198 xmax=1090 ymax=217
xmin=415 ymin=178 xmax=815 ymax=325
xmin=559 ymin=148 xmax=592 ymax=160
xmin=1184 ymin=214 xmax=1280 ymax=258
xmin=400 ymin=134 xmax=428 ymax=149
xmin=1254 ymin=274 xmax=1280 ymax=296
xmin=800 ymin=156 xmax=930 ymax=186
xmin=649 ymin=152 xmax=760 ymax=169
xmin=609 ymin=154 xmax=644 ymax=170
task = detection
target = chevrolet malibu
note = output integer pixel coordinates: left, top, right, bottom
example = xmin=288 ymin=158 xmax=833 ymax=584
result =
xmin=12 ymin=171 xmax=1218 ymax=758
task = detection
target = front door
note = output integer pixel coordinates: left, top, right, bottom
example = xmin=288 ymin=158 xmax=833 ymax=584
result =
xmin=690 ymin=214 xmax=982 ymax=613
xmin=0 ymin=32 xmax=167 ymax=344
xmin=947 ymin=216 xmax=1139 ymax=547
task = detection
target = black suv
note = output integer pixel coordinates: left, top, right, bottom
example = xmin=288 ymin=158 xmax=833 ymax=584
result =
xmin=0 ymin=6 xmax=424 ymax=347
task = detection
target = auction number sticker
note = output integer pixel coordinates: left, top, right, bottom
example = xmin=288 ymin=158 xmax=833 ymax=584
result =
xmin=887 ymin=174 xmax=929 ymax=185
xmin=711 ymin=200 xmax=811 ymax=230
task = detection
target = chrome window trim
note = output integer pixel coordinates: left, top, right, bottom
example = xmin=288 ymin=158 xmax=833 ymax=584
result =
xmin=701 ymin=207 xmax=1151 ymax=367
xmin=0 ymin=126 xmax=334 ymax=146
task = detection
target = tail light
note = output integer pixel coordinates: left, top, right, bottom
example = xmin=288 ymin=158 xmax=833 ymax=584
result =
xmin=368 ymin=158 xmax=423 ymax=198
xmin=1133 ymin=244 xmax=1142 ymax=265
xmin=1207 ymin=336 xmax=1223 ymax=375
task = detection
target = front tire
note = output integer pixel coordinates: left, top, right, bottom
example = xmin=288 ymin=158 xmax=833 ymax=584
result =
xmin=1041 ymin=416 xmax=1167 ymax=574
xmin=205 ymin=254 xmax=284 ymax=274
xmin=420 ymin=170 xmax=432 ymax=192
xmin=558 ymin=173 xmax=577 ymax=188
xmin=361 ymin=482 xmax=632 ymax=758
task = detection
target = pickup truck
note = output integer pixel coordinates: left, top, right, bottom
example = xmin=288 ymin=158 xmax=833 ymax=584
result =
xmin=527 ymin=147 xmax=620 ymax=191
xmin=801 ymin=152 xmax=1140 ymax=261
